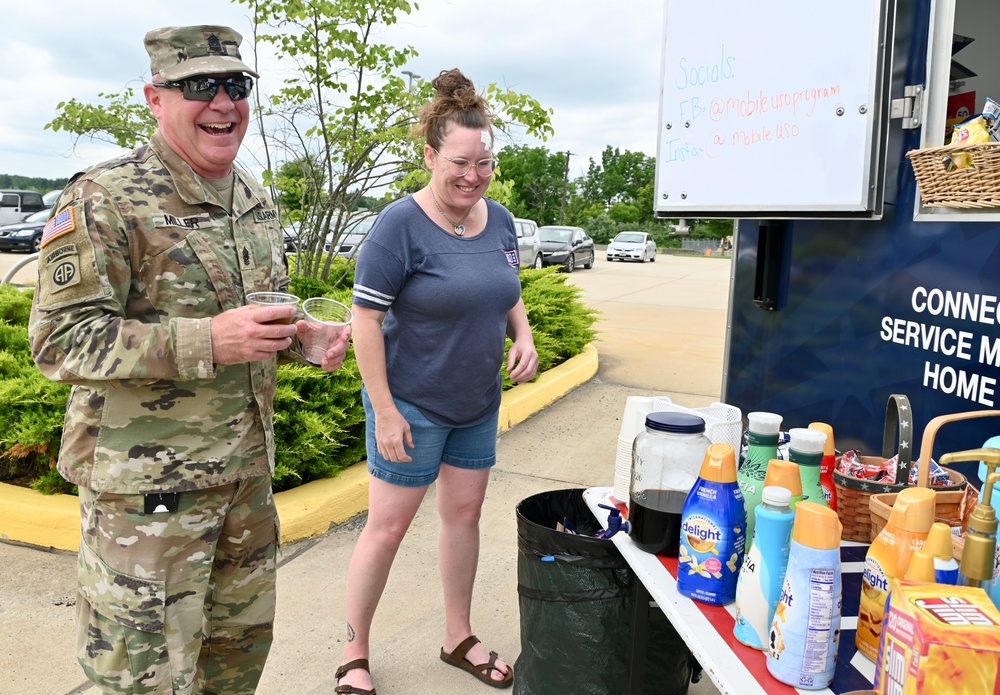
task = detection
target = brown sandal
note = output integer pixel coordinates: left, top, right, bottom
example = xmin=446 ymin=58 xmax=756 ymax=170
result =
xmin=440 ymin=635 xmax=514 ymax=689
xmin=335 ymin=658 xmax=377 ymax=695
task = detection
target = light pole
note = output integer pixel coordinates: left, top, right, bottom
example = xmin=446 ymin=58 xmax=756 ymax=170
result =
xmin=402 ymin=70 xmax=421 ymax=90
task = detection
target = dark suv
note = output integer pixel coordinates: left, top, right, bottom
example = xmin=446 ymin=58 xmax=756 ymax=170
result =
xmin=0 ymin=190 xmax=47 ymax=226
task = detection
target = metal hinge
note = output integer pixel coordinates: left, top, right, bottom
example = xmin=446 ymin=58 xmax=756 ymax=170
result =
xmin=890 ymin=85 xmax=923 ymax=129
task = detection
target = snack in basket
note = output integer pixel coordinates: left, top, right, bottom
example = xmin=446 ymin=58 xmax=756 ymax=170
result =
xmin=984 ymin=97 xmax=1000 ymax=135
xmin=960 ymin=484 xmax=981 ymax=532
xmin=945 ymin=114 xmax=995 ymax=171
xmin=836 ymin=450 xmax=950 ymax=486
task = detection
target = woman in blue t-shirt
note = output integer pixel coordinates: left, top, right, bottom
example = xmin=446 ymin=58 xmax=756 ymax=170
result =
xmin=337 ymin=69 xmax=538 ymax=694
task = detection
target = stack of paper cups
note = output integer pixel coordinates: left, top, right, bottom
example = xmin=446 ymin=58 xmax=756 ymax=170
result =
xmin=614 ymin=396 xmax=657 ymax=507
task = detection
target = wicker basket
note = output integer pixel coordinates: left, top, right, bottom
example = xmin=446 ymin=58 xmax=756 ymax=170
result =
xmin=868 ymin=410 xmax=1000 ymax=550
xmin=907 ymin=142 xmax=1000 ymax=209
xmin=834 ymin=395 xmax=919 ymax=542
xmin=869 ymin=485 xmax=967 ymax=541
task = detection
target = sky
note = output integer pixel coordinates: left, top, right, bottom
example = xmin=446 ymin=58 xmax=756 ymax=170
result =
xmin=0 ymin=0 xmax=666 ymax=186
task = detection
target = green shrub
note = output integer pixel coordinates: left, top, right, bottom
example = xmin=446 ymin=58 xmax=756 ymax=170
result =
xmin=1 ymin=268 xmax=597 ymax=494
xmin=0 ymin=286 xmax=72 ymax=494
xmin=508 ymin=268 xmax=598 ymax=388
xmin=272 ymin=285 xmax=366 ymax=492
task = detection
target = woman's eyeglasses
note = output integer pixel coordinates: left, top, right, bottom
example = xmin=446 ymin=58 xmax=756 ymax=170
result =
xmin=434 ymin=150 xmax=499 ymax=176
xmin=152 ymin=75 xmax=254 ymax=102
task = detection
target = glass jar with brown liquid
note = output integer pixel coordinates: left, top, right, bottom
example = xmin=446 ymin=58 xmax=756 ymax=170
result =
xmin=629 ymin=411 xmax=711 ymax=557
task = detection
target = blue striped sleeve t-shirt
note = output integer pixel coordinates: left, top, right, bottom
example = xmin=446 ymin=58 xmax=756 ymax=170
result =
xmin=352 ymin=195 xmax=522 ymax=427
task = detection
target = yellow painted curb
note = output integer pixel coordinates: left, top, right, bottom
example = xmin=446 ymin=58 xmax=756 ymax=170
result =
xmin=0 ymin=344 xmax=599 ymax=551
xmin=0 ymin=481 xmax=80 ymax=551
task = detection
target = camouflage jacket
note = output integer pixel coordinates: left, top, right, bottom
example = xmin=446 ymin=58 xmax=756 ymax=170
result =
xmin=28 ymin=132 xmax=291 ymax=493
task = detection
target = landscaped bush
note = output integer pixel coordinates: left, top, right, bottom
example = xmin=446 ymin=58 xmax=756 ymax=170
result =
xmin=0 ymin=266 xmax=596 ymax=495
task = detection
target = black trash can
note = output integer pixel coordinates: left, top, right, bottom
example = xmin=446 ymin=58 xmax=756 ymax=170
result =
xmin=514 ymin=488 xmax=692 ymax=695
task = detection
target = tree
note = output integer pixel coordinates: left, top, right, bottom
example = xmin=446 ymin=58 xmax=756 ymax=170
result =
xmin=495 ymin=145 xmax=567 ymax=224
xmin=242 ymin=0 xmax=553 ymax=283
xmin=581 ymin=146 xmax=656 ymax=211
xmin=607 ymin=202 xmax=640 ymax=224
xmin=46 ymin=87 xmax=158 ymax=150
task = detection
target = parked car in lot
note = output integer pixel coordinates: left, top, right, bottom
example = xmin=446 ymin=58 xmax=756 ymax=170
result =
xmin=513 ymin=217 xmax=543 ymax=269
xmin=0 ymin=190 xmax=47 ymax=226
xmin=282 ymin=222 xmax=301 ymax=253
xmin=42 ymin=189 xmax=63 ymax=208
xmin=606 ymin=231 xmax=657 ymax=263
xmin=538 ymin=225 xmax=594 ymax=272
xmin=0 ymin=209 xmax=49 ymax=252
xmin=325 ymin=213 xmax=376 ymax=258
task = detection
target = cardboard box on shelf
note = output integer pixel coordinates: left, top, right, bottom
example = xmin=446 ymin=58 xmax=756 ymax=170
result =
xmin=874 ymin=579 xmax=1000 ymax=695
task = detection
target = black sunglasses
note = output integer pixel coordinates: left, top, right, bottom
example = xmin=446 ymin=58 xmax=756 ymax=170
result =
xmin=152 ymin=75 xmax=254 ymax=102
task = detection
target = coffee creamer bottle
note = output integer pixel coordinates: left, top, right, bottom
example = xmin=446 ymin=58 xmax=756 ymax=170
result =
xmin=809 ymin=422 xmax=838 ymax=512
xmin=788 ymin=428 xmax=827 ymax=507
xmin=764 ymin=459 xmax=803 ymax=509
xmin=855 ymin=486 xmax=935 ymax=661
xmin=925 ymin=521 xmax=960 ymax=585
xmin=737 ymin=412 xmax=782 ymax=550
xmin=677 ymin=443 xmax=746 ymax=606
xmin=766 ymin=502 xmax=842 ymax=690
xmin=733 ymin=485 xmax=795 ymax=650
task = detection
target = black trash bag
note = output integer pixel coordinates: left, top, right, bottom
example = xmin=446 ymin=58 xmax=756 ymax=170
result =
xmin=514 ymin=488 xmax=691 ymax=695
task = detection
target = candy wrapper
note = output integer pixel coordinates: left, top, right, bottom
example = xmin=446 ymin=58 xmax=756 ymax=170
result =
xmin=945 ymin=112 xmax=997 ymax=171
xmin=836 ymin=450 xmax=951 ymax=486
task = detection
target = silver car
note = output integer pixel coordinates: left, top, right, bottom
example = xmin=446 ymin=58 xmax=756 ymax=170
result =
xmin=325 ymin=213 xmax=376 ymax=258
xmin=514 ymin=217 xmax=543 ymax=270
xmin=606 ymin=231 xmax=657 ymax=263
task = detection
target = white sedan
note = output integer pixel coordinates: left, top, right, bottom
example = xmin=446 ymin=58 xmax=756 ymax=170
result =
xmin=606 ymin=231 xmax=657 ymax=263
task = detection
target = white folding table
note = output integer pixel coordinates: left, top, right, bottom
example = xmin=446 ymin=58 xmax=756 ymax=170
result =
xmin=582 ymin=487 xmax=876 ymax=695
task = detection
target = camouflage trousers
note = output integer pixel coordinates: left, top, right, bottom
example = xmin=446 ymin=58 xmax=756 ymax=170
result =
xmin=76 ymin=476 xmax=278 ymax=694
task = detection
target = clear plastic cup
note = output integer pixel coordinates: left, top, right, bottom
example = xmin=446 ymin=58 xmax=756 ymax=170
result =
xmin=300 ymin=297 xmax=353 ymax=364
xmin=246 ymin=291 xmax=300 ymax=325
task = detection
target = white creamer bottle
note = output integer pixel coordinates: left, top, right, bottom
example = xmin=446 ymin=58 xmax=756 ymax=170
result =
xmin=766 ymin=502 xmax=842 ymax=690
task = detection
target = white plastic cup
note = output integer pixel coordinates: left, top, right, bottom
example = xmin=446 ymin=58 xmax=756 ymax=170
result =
xmin=300 ymin=297 xmax=352 ymax=364
xmin=246 ymin=291 xmax=300 ymax=325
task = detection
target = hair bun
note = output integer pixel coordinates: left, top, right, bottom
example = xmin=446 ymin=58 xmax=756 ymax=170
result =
xmin=432 ymin=69 xmax=480 ymax=110
xmin=413 ymin=68 xmax=493 ymax=149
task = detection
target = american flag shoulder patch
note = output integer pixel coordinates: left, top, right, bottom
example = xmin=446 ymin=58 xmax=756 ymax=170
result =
xmin=40 ymin=206 xmax=76 ymax=249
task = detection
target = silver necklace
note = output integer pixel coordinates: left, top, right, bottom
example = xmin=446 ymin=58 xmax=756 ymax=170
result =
xmin=428 ymin=187 xmax=472 ymax=236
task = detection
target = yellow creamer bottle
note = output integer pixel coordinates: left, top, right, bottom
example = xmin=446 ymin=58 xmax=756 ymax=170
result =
xmin=856 ymin=486 xmax=935 ymax=661
xmin=763 ymin=459 xmax=803 ymax=508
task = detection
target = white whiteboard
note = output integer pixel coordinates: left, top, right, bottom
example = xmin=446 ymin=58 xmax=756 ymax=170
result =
xmin=654 ymin=0 xmax=888 ymax=215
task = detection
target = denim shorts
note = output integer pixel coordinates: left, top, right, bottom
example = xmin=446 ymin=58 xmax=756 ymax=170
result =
xmin=363 ymin=388 xmax=499 ymax=488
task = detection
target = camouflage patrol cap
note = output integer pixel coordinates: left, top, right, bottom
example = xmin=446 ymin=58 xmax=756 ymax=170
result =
xmin=145 ymin=25 xmax=259 ymax=81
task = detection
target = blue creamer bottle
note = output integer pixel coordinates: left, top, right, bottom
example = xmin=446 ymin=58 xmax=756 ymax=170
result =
xmin=733 ymin=485 xmax=795 ymax=650
xmin=766 ymin=502 xmax=842 ymax=690
xmin=677 ymin=443 xmax=746 ymax=606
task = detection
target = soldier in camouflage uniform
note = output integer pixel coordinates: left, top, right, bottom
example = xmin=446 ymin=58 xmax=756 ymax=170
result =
xmin=28 ymin=25 xmax=350 ymax=695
